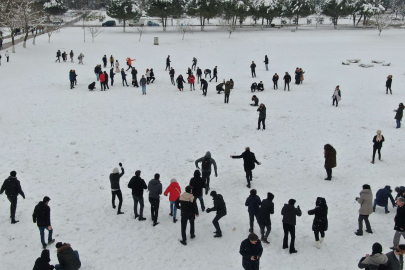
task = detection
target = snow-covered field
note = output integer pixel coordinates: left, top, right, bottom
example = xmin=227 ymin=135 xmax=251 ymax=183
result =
xmin=1 ymin=26 xmax=405 ymax=270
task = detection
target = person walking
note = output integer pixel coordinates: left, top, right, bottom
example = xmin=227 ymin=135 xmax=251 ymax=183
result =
xmin=245 ymin=189 xmax=261 ymax=233
xmin=166 ymin=55 xmax=171 ymax=71
xmin=33 ymin=196 xmax=55 ymax=249
xmin=394 ymin=103 xmax=404 ymax=129
xmin=206 ymin=190 xmax=227 ymax=238
xmin=281 ymin=199 xmax=302 ymax=254
xmin=176 ymin=186 xmax=199 ymax=245
xmin=109 ymin=55 xmax=114 ymax=68
xmin=239 ymin=233 xmax=263 ymax=270
xmin=283 ymin=72 xmax=291 ymax=91
xmin=69 ymin=70 xmax=75 ymax=89
xmin=110 ymin=68 xmax=115 ymax=86
xmin=355 ymin=184 xmax=374 ymax=236
xmin=149 ymin=68 xmax=155 ymax=83
xmin=176 ymin=75 xmax=186 ymax=91
xmin=201 ymin=79 xmax=208 ymax=96
xmin=323 ymin=144 xmax=336 ymax=180
xmin=224 ymin=81 xmax=231 ymax=103
xmin=192 ymin=57 xmax=197 ymax=70
xmin=257 ymin=104 xmax=266 ymax=130
xmin=195 ymin=151 xmax=218 ymax=195
xmin=126 ymin=57 xmax=135 ymax=71
xmin=121 ymin=69 xmax=129 ymax=87
xmin=115 ymin=60 xmax=120 ymax=73
xmin=164 ymin=178 xmax=181 ymax=223
xmin=62 ymin=51 xmax=66 ymax=62
xmin=55 ymin=50 xmax=61 ymax=62
xmin=69 ymin=50 xmax=74 ymax=62
xmin=358 ymin=243 xmax=388 ymax=270
xmin=110 ymin=163 xmax=125 ymax=215
xmin=386 ymin=75 xmax=393 ymax=95
xmin=332 ymin=85 xmax=341 ymax=107
xmin=204 ymin=69 xmax=211 ymax=79
xmin=392 ymin=197 xmax=405 ymax=249
xmin=210 ymin=66 xmax=218 ymax=82
xmin=251 ymin=95 xmax=259 ymax=106
xmin=127 ymin=170 xmax=147 ymax=221
xmin=169 ymin=67 xmax=175 ymax=85
xmin=231 ymin=147 xmax=262 ymax=188
xmin=308 ymin=197 xmax=328 ymax=249
xmin=189 ymin=170 xmax=206 ymax=212
xmin=371 ymin=130 xmax=385 ymax=164
xmin=140 ymin=75 xmax=147 ymax=95
xmin=272 ymin=73 xmax=279 ymax=89
xmin=196 ymin=67 xmax=202 ymax=83
xmin=186 ymin=68 xmax=192 ymax=80
xmin=0 ymin=171 xmax=25 ymax=224
xmin=250 ymin=61 xmax=256 ymax=77
xmin=188 ymin=73 xmax=196 ymax=91
xmin=54 ymin=242 xmax=81 ymax=270
xmin=385 ymin=245 xmax=405 ymax=270
xmin=257 ymin=192 xmax=274 ymax=244
xmin=32 ymin=249 xmax=54 ymax=270
xmin=264 ymin=55 xmax=269 ymax=71
xmin=148 ymin=173 xmax=162 ymax=226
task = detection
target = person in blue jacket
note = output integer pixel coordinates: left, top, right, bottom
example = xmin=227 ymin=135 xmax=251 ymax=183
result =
xmin=69 ymin=70 xmax=75 ymax=89
xmin=373 ymin=185 xmax=396 ymax=213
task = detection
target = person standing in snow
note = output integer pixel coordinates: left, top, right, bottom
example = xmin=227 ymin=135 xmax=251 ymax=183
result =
xmin=294 ymin=68 xmax=301 ymax=85
xmin=131 ymin=67 xmax=138 ymax=87
xmin=196 ymin=67 xmax=202 ymax=83
xmin=358 ymin=243 xmax=388 ymax=270
xmin=0 ymin=171 xmax=25 ymax=224
xmin=176 ymin=75 xmax=186 ymax=91
xmin=257 ymin=192 xmax=274 ymax=244
xmin=245 ymin=189 xmax=261 ymax=233
xmin=166 ymin=55 xmax=171 ymax=71
xmin=300 ymin=68 xmax=305 ymax=84
xmin=251 ymin=95 xmax=259 ymax=106
xmin=148 ymin=173 xmax=162 ymax=226
xmin=386 ymin=245 xmax=405 ymax=270
xmin=250 ymin=61 xmax=256 ymax=78
xmin=394 ymin=103 xmax=404 ymax=129
xmin=373 ymin=186 xmax=395 ymax=213
xmin=78 ymin=53 xmax=84 ymax=65
xmin=272 ymin=73 xmax=279 ymax=90
xmin=230 ymin=79 xmax=234 ymax=89
xmin=189 ymin=170 xmax=206 ymax=212
xmin=127 ymin=170 xmax=147 ymax=221
xmin=386 ymin=75 xmax=392 ymax=95
xmin=69 ymin=70 xmax=75 ymax=89
xmin=206 ymin=190 xmax=227 ymax=238
xmin=164 ymin=179 xmax=181 ymax=223
xmin=192 ymin=57 xmax=197 ymax=70
xmin=281 ymin=199 xmax=301 ymax=254
xmin=264 ymin=55 xmax=269 ymax=71
xmin=176 ymin=186 xmax=199 ymax=245
xmin=257 ymin=104 xmax=266 ymax=130
xmin=110 ymin=68 xmax=115 ymax=86
xmin=110 ymin=163 xmax=125 ymax=215
xmin=62 ymin=51 xmax=67 ymax=62
xmin=33 ymin=196 xmax=55 ymax=249
xmin=201 ymin=79 xmax=208 ymax=96
xmin=145 ymin=69 xmax=151 ymax=84
xmin=239 ymin=233 xmax=263 ymax=270
xmin=102 ymin=55 xmax=107 ymax=68
xmin=195 ymin=151 xmax=218 ymax=195
xmin=94 ymin=65 xmax=101 ymax=81
xmin=115 ymin=60 xmax=120 ymax=73
xmin=32 ymin=249 xmax=54 ymax=270
xmin=54 ymin=242 xmax=81 ymax=270
xmin=188 ymin=73 xmax=196 ymax=90
xmin=204 ymin=69 xmax=211 ymax=79
xmin=169 ymin=67 xmax=175 ymax=85
xmin=109 ymin=55 xmax=114 ymax=68
xmin=55 ymin=50 xmax=61 ymax=62
xmin=323 ymin=144 xmax=336 ymax=180
xmin=392 ymin=197 xmax=405 ymax=249
xmin=355 ymin=184 xmax=373 ymax=236
xmin=332 ymin=85 xmax=341 ymax=107
xmin=231 ymin=147 xmax=261 ymax=188
xmin=103 ymin=71 xmax=109 ymax=90
xmin=99 ymin=71 xmax=106 ymax=91
xmin=140 ymin=75 xmax=147 ymax=95
xmin=69 ymin=50 xmax=74 ymax=62
xmin=224 ymin=80 xmax=231 ymax=103
xmin=283 ymin=72 xmax=291 ymax=91
xmin=121 ymin=69 xmax=129 ymax=87
xmin=371 ymin=130 xmax=385 ymax=164
xmin=5 ymin=50 xmax=9 ymax=62
xmin=210 ymin=66 xmax=218 ymax=82
xmin=149 ymin=69 xmax=155 ymax=83
xmin=126 ymin=57 xmax=135 ymax=71
xmin=308 ymin=197 xmax=328 ymax=249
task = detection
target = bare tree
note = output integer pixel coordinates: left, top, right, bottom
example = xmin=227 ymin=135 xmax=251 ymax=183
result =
xmin=86 ymin=25 xmax=104 ymax=42
xmin=176 ymin=20 xmax=193 ymax=40
xmin=137 ymin=25 xmax=145 ymax=41
xmin=0 ymin=0 xmax=21 ymax=53
xmin=374 ymin=11 xmax=392 ymax=35
xmin=218 ymin=19 xmax=237 ymax=38
xmin=19 ymin=0 xmax=46 ymax=48
xmin=47 ymin=24 xmax=60 ymax=43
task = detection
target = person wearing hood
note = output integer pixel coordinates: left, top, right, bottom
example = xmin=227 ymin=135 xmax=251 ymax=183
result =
xmin=109 ymin=163 xmax=125 ymax=215
xmin=251 ymin=82 xmax=257 ymax=92
xmin=332 ymin=86 xmax=341 ymax=107
xmin=33 ymin=196 xmax=55 ymax=249
xmin=176 ymin=75 xmax=186 ymax=91
xmin=386 ymin=75 xmax=392 ymax=95
xmin=358 ymin=243 xmax=388 ymax=270
xmin=189 ymin=170 xmax=206 ymax=211
xmin=374 ymin=186 xmax=395 ymax=213
xmin=239 ymin=233 xmax=263 ymax=270
xmin=308 ymin=197 xmax=328 ymax=249
xmin=245 ymin=189 xmax=261 ymax=233
xmin=281 ymin=199 xmax=302 ymax=254
xmin=33 ymin=249 xmax=54 ymax=270
xmin=251 ymin=95 xmax=259 ymax=106
xmin=386 ymin=244 xmax=405 ymax=270
xmin=257 ymin=104 xmax=266 ymax=130
xmin=54 ymin=242 xmax=81 ymax=270
xmin=323 ymin=144 xmax=336 ymax=180
xmin=372 ymin=130 xmax=385 ymax=164
xmin=392 ymin=197 xmax=405 ymax=249
xmin=394 ymin=103 xmax=404 ymax=129
xmin=175 ymin=186 xmax=199 ymax=245
xmin=195 ymin=151 xmax=218 ymax=195
xmin=231 ymin=147 xmax=262 ymax=188
xmin=164 ymin=178 xmax=182 ymax=223
xmin=127 ymin=170 xmax=147 ymax=221
xmin=148 ymin=173 xmax=163 ymax=226
xmin=206 ymin=190 xmax=227 ymax=238
xmin=355 ymin=184 xmax=373 ymax=236
xmin=395 ymin=187 xmax=405 ymax=200
xmin=257 ymin=192 xmax=274 ymax=244
xmin=1 ymin=171 xmax=25 ymax=224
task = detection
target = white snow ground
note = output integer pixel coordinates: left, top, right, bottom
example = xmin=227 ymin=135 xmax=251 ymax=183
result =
xmin=1 ymin=26 xmax=405 ymax=270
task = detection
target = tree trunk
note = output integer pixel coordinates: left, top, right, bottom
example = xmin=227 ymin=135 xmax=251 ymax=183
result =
xmin=33 ymin=35 xmax=36 ymax=45
xmin=11 ymin=33 xmax=15 ymax=53
xmin=296 ymin=14 xmax=299 ymax=30
xmin=352 ymin=14 xmax=356 ymax=26
xmin=262 ymin=18 xmax=264 ymax=25
xmin=363 ymin=15 xmax=366 ymax=28
xmin=182 ymin=31 xmax=185 ymax=40
xmin=334 ymin=16 xmax=338 ymax=29
xmin=23 ymin=29 xmax=29 ymax=48
xmin=202 ymin=17 xmax=205 ymax=31
xmin=123 ymin=19 xmax=126 ymax=32
xmin=139 ymin=31 xmax=142 ymax=41
xmin=200 ymin=16 xmax=203 ymax=31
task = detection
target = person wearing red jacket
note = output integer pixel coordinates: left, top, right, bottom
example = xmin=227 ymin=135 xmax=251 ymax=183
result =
xmin=188 ymin=73 xmax=196 ymax=91
xmin=99 ymin=72 xmax=106 ymax=91
xmin=164 ymin=178 xmax=182 ymax=223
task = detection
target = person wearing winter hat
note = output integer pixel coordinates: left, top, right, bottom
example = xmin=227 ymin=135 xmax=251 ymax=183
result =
xmin=127 ymin=170 xmax=147 ymax=220
xmin=176 ymin=186 xmax=199 ymax=245
xmin=392 ymin=197 xmax=405 ymax=249
xmin=281 ymin=199 xmax=302 ymax=254
xmin=110 ymin=163 xmax=125 ymax=215
xmin=32 ymin=249 xmax=54 ymax=270
xmin=385 ymin=244 xmax=405 ymax=270
xmin=308 ymin=197 xmax=328 ymax=249
xmin=355 ymin=184 xmax=373 ymax=236
xmin=257 ymin=193 xmax=274 ymax=244
xmin=206 ymin=190 xmax=227 ymax=238
xmin=0 ymin=171 xmax=25 ymax=224
xmin=239 ymin=233 xmax=263 ymax=270
xmin=54 ymin=242 xmax=81 ymax=270
xmin=148 ymin=173 xmax=163 ymax=226
xmin=245 ymin=189 xmax=261 ymax=233
xmin=358 ymin=242 xmax=388 ymax=270
xmin=195 ymin=151 xmax=218 ymax=195
xmin=371 ymin=130 xmax=385 ymax=164
xmin=164 ymin=178 xmax=182 ymax=223
xmin=33 ymin=196 xmax=55 ymax=249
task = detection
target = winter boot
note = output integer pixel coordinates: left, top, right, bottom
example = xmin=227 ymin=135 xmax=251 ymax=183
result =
xmin=138 ymin=216 xmax=146 ymax=221
xmin=366 ymin=230 xmax=373 ymax=234
xmin=117 ymin=211 xmax=124 ymax=215
xmin=289 ymin=249 xmax=298 ymax=254
xmin=135 ymin=214 xmax=139 ymax=219
xmin=214 ymin=233 xmax=222 ymax=238
xmin=262 ymin=237 xmax=270 ymax=244
xmin=190 ymin=235 xmax=196 ymax=239
xmin=153 ymin=222 xmax=159 ymax=227
xmin=48 ymin=239 xmax=55 ymax=245
xmin=315 ymin=241 xmax=321 ymax=249
xmin=173 ymin=217 xmax=178 ymax=223
xmin=180 ymin=240 xmax=187 ymax=245
xmin=355 ymin=230 xmax=363 ymax=236
xmin=11 ymin=219 xmax=19 ymax=224
xmin=169 ymin=211 xmax=173 ymax=216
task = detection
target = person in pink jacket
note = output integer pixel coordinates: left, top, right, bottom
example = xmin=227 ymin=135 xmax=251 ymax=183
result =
xmin=164 ymin=179 xmax=181 ymax=223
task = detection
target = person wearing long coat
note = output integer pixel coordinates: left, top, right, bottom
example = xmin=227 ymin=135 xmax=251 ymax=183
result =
xmin=394 ymin=103 xmax=404 ymax=129
xmin=355 ymin=184 xmax=373 ymax=236
xmin=294 ymin=68 xmax=301 ymax=84
xmin=308 ymin=197 xmax=328 ymax=249
xmin=176 ymin=75 xmax=186 ymax=91
xmin=332 ymin=86 xmax=341 ymax=107
xmin=115 ymin=60 xmax=120 ymax=73
xmin=300 ymin=68 xmax=305 ymax=84
xmin=386 ymin=75 xmax=392 ymax=94
xmin=371 ymin=130 xmax=385 ymax=164
xmin=324 ymin=144 xmax=336 ymax=180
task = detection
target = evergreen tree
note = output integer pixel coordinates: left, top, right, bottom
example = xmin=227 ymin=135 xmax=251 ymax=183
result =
xmin=106 ymin=0 xmax=141 ymax=32
xmin=146 ymin=0 xmax=184 ymax=31
xmin=43 ymin=0 xmax=68 ymax=15
xmin=322 ymin=0 xmax=353 ymax=28
xmin=187 ymin=0 xmax=220 ymax=31
xmin=282 ymin=0 xmax=314 ymax=29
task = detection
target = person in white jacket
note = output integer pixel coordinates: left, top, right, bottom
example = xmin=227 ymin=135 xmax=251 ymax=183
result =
xmin=5 ymin=50 xmax=9 ymax=62
xmin=115 ymin=60 xmax=120 ymax=73
xmin=146 ymin=69 xmax=151 ymax=85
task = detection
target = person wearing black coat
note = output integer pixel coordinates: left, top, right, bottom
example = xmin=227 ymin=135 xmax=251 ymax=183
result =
xmin=0 ymin=171 xmax=25 ymax=224
xmin=281 ymin=199 xmax=302 ymax=254
xmin=251 ymin=83 xmax=257 ymax=92
xmin=206 ymin=190 xmax=227 ymax=237
xmin=94 ymin=65 xmax=101 ymax=81
xmin=109 ymin=68 xmax=115 ymax=86
xmin=103 ymin=71 xmax=109 ymax=89
xmin=272 ymin=73 xmax=279 ymax=89
xmin=196 ymin=67 xmax=202 ymax=83
xmin=200 ymin=79 xmax=208 ymax=96
xmin=88 ymin=82 xmax=96 ymax=91
xmin=186 ymin=68 xmax=192 ymax=79
xmin=245 ymin=189 xmax=261 ymax=233
xmin=204 ymin=69 xmax=211 ymax=78
xmin=55 ymin=50 xmax=61 ymax=62
xmin=102 ymin=55 xmax=107 ymax=68
xmin=264 ymin=55 xmax=269 ymax=71
xmin=394 ymin=103 xmax=404 ymax=129
xmin=176 ymin=75 xmax=186 ymax=91
xmin=175 ymin=186 xmax=199 ymax=245
xmin=257 ymin=104 xmax=266 ymax=130
xmin=192 ymin=57 xmax=197 ymax=70
xmin=169 ymin=68 xmax=175 ymax=85
xmin=128 ymin=170 xmax=147 ymax=220
xmin=210 ymin=66 xmax=218 ymax=82
xmin=189 ymin=170 xmax=206 ymax=211
xmin=109 ymin=163 xmax=125 ymax=215
xmin=131 ymin=67 xmax=138 ymax=87
xmin=165 ymin=55 xmax=171 ymax=70
xmin=250 ymin=61 xmax=256 ymax=77
xmin=386 ymin=75 xmax=392 ymax=94
xmin=216 ymin=82 xmax=225 ymax=94
xmin=231 ymin=147 xmax=261 ymax=188
xmin=257 ymin=82 xmax=264 ymax=91
xmin=308 ymin=197 xmax=328 ymax=249
xmin=150 ymin=68 xmax=155 ymax=83
xmin=55 ymin=242 xmax=81 ymax=270
xmin=392 ymin=197 xmax=405 ymax=248
xmin=251 ymin=95 xmax=259 ymax=106
xmin=33 ymin=196 xmax=55 ymax=249
xmin=257 ymin=192 xmax=274 ymax=244
xmin=374 ymin=186 xmax=395 ymax=213
xmin=371 ymin=130 xmax=385 ymax=164
xmin=283 ymin=72 xmax=291 ymax=91
xmin=239 ymin=233 xmax=263 ymax=270
xmin=33 ymin=249 xmax=54 ymax=270
xmin=294 ymin=68 xmax=301 ymax=85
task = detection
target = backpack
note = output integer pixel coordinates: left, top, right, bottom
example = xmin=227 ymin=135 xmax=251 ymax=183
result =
xmin=202 ymin=158 xmax=211 ymax=171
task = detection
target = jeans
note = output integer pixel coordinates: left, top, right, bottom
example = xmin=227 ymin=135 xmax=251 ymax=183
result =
xmin=314 ymin=230 xmax=325 ymax=241
xmin=249 ymin=213 xmax=259 ymax=231
xmin=245 ymin=170 xmax=252 ymax=184
xmin=393 ymin=231 xmax=405 ymax=247
xmin=39 ymin=227 xmax=53 ymax=247
xmin=258 ymin=118 xmax=265 ymax=129
xmin=181 ymin=217 xmax=195 ymax=241
xmin=7 ymin=196 xmax=17 ymax=220
xmin=142 ymin=85 xmax=146 ymax=94
xmin=197 ymin=75 xmax=201 ymax=83
xmin=397 ymin=120 xmax=401 ymax=128
xmin=111 ymin=190 xmax=123 ymax=213
xmin=358 ymin=214 xmax=372 ymax=233
xmin=55 ymin=251 xmax=79 ymax=270
xmin=372 ymin=147 xmax=381 ymax=162
xmin=196 ymin=196 xmax=205 ymax=211
xmin=149 ymin=197 xmax=160 ymax=222
xmin=70 ymin=80 xmax=74 ymax=89
xmin=265 ymin=64 xmax=268 ymax=71
xmin=170 ymin=201 xmax=177 ymax=218
xmin=213 ymin=214 xmax=224 ymax=235
xmin=133 ymin=195 xmax=144 ymax=217
xmin=96 ymin=73 xmax=99 ymax=81
xmin=283 ymin=223 xmax=296 ymax=251
xmin=373 ymin=199 xmax=388 ymax=212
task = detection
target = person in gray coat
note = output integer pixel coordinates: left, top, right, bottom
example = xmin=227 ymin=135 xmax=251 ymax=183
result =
xmin=358 ymin=242 xmax=388 ymax=270
xmin=355 ymin=184 xmax=374 ymax=236
xmin=281 ymin=199 xmax=302 ymax=254
xmin=195 ymin=151 xmax=218 ymax=195
xmin=148 ymin=173 xmax=162 ymax=226
xmin=385 ymin=245 xmax=405 ymax=270
xmin=257 ymin=104 xmax=266 ymax=130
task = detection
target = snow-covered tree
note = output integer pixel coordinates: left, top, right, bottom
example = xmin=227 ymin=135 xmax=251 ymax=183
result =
xmin=218 ymin=19 xmax=237 ymax=37
xmin=19 ymin=0 xmax=46 ymax=48
xmin=43 ymin=0 xmax=68 ymax=15
xmin=392 ymin=0 xmax=405 ymax=19
xmin=176 ymin=20 xmax=193 ymax=39
xmin=187 ymin=0 xmax=220 ymax=31
xmin=321 ymin=0 xmax=353 ymax=28
xmin=137 ymin=25 xmax=145 ymax=41
xmin=87 ymin=25 xmax=104 ymax=42
xmin=282 ymin=0 xmax=314 ymax=30
xmin=0 ymin=0 xmax=21 ymax=53
xmin=234 ymin=0 xmax=250 ymax=27
xmin=47 ymin=24 xmax=60 ymax=43
xmin=146 ymin=0 xmax=184 ymax=31
xmin=106 ymin=0 xmax=141 ymax=32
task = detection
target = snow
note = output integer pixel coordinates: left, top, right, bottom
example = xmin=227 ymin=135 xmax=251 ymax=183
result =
xmin=1 ymin=26 xmax=405 ymax=270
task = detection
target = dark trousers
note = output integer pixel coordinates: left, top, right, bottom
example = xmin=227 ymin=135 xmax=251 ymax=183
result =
xmin=202 ymin=87 xmax=207 ymax=96
xmin=284 ymin=82 xmax=290 ymax=90
xmin=103 ymin=62 xmax=107 ymax=68
xmin=386 ymin=86 xmax=392 ymax=94
xmin=251 ymin=69 xmax=256 ymax=77
xmin=126 ymin=64 xmax=132 ymax=71
xmin=7 ymin=196 xmax=17 ymax=219
xmin=55 ymin=57 xmax=60 ymax=62
xmin=122 ymin=78 xmax=128 ymax=86
xmin=273 ymin=82 xmax=278 ymax=89
xmin=110 ymin=62 xmax=114 ymax=68
xmin=245 ymin=170 xmax=252 ymax=184
xmin=6 ymin=57 xmax=9 ymax=62
xmin=259 ymin=222 xmax=271 ymax=238
xmin=210 ymin=75 xmax=217 ymax=82
xmin=190 ymin=83 xmax=195 ymax=90
xmin=205 ymin=73 xmax=211 ymax=78
xmin=249 ymin=213 xmax=259 ymax=231
xmin=202 ymin=171 xmax=211 ymax=189
xmin=192 ymin=63 xmax=196 ymax=70
xmin=111 ymin=78 xmax=114 ymax=86
xmin=196 ymin=196 xmax=205 ymax=211
xmin=103 ymin=82 xmax=109 ymax=90
xmin=150 ymin=76 xmax=155 ymax=83
xmin=314 ymin=230 xmax=325 ymax=241
xmin=258 ymin=118 xmax=265 ymax=129
xmin=181 ymin=217 xmax=195 ymax=241
xmin=197 ymin=74 xmax=201 ymax=83
xmin=224 ymin=94 xmax=229 ymax=103
xmin=170 ymin=76 xmax=175 ymax=85
xmin=70 ymin=80 xmax=74 ymax=89
xmin=149 ymin=197 xmax=160 ymax=222
xmin=166 ymin=64 xmax=170 ymax=70
xmin=372 ymin=147 xmax=381 ymax=162
xmin=333 ymin=97 xmax=338 ymax=107
xmin=132 ymin=79 xmax=139 ymax=87
xmin=133 ymin=195 xmax=144 ymax=217
xmin=325 ymin=168 xmax=332 ymax=179
xmin=111 ymin=190 xmax=123 ymax=212
xmin=283 ymin=223 xmax=296 ymax=251
xmin=358 ymin=214 xmax=372 ymax=232
xmin=213 ymin=214 xmax=224 ymax=235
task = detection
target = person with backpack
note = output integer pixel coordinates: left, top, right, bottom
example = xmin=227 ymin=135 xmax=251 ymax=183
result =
xmin=169 ymin=67 xmax=175 ymax=85
xmin=201 ymin=79 xmax=208 ymax=96
xmin=164 ymin=178 xmax=182 ymax=223
xmin=176 ymin=186 xmax=199 ymax=245
xmin=148 ymin=173 xmax=163 ymax=226
xmin=257 ymin=192 xmax=274 ymax=244
xmin=127 ymin=170 xmax=147 ymax=221
xmin=239 ymin=233 xmax=263 ymax=270
xmin=32 ymin=249 xmax=54 ymax=270
xmin=323 ymin=144 xmax=336 ymax=180
xmin=33 ymin=196 xmax=55 ymax=249
xmin=195 ymin=151 xmax=218 ymax=195
xmin=110 ymin=163 xmax=125 ymax=215
xmin=189 ymin=170 xmax=206 ymax=211
xmin=188 ymin=73 xmax=196 ymax=90
xmin=192 ymin=57 xmax=197 ymax=70
xmin=231 ymin=147 xmax=262 ymax=188
xmin=55 ymin=242 xmax=81 ymax=270
xmin=272 ymin=73 xmax=279 ymax=89
xmin=308 ymin=197 xmax=328 ymax=249
xmin=206 ymin=190 xmax=227 ymax=238
xmin=0 ymin=171 xmax=25 ymax=224
xmin=281 ymin=199 xmax=302 ymax=254
xmin=245 ymin=189 xmax=261 ymax=233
